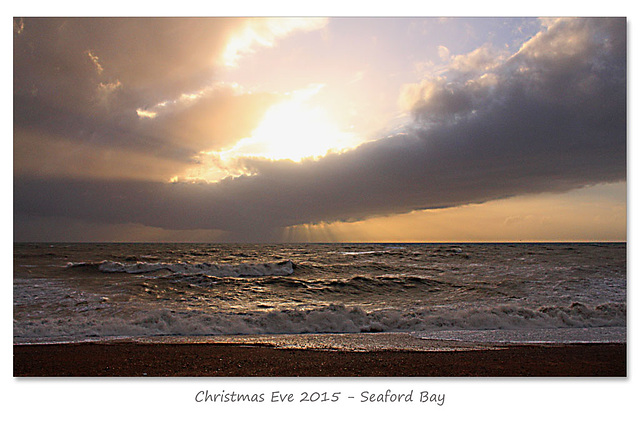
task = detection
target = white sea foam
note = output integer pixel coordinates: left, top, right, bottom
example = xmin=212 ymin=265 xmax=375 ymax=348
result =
xmin=13 ymin=301 xmax=626 ymax=343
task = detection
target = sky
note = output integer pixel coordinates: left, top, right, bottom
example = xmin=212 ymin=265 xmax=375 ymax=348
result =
xmin=13 ymin=16 xmax=627 ymax=242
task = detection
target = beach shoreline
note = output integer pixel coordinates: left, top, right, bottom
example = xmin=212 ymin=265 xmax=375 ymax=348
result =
xmin=13 ymin=339 xmax=626 ymax=377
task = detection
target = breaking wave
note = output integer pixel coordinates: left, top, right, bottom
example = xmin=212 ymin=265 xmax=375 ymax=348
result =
xmin=14 ymin=301 xmax=626 ymax=342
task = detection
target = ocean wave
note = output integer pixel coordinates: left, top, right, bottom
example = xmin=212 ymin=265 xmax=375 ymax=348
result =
xmin=13 ymin=301 xmax=626 ymax=342
xmin=339 ymin=250 xmax=388 ymax=256
xmin=66 ymin=260 xmax=295 ymax=277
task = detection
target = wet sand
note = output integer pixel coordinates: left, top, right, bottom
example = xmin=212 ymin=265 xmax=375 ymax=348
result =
xmin=13 ymin=341 xmax=626 ymax=377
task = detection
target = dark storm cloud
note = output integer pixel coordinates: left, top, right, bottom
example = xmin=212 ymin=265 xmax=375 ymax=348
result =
xmin=13 ymin=17 xmax=278 ymax=178
xmin=14 ymin=17 xmax=237 ymax=109
xmin=14 ymin=18 xmax=626 ymax=241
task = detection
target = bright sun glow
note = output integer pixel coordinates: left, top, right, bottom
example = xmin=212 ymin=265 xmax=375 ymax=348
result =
xmin=174 ymin=85 xmax=363 ymax=183
xmin=221 ymin=85 xmax=360 ymax=162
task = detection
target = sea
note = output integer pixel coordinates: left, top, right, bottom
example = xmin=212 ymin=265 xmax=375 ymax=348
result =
xmin=13 ymin=242 xmax=627 ymax=347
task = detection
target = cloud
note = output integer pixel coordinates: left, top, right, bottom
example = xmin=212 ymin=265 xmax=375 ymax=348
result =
xmin=14 ymin=18 xmax=238 ymax=110
xmin=14 ymin=18 xmax=626 ymax=241
xmin=13 ymin=18 xmax=288 ymax=179
xmin=448 ymin=44 xmax=504 ymax=74
xmin=399 ymin=76 xmax=476 ymax=122
xmin=222 ymin=18 xmax=328 ymax=67
xmin=437 ymin=45 xmax=450 ymax=61
xmin=13 ymin=127 xmax=188 ymax=181
xmin=133 ymin=84 xmax=280 ymax=154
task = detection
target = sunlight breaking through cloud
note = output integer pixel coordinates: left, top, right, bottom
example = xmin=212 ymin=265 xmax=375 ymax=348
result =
xmin=222 ymin=18 xmax=329 ymax=67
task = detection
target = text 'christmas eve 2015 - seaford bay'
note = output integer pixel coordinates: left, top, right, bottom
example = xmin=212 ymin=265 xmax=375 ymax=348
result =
xmin=194 ymin=389 xmax=445 ymax=405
